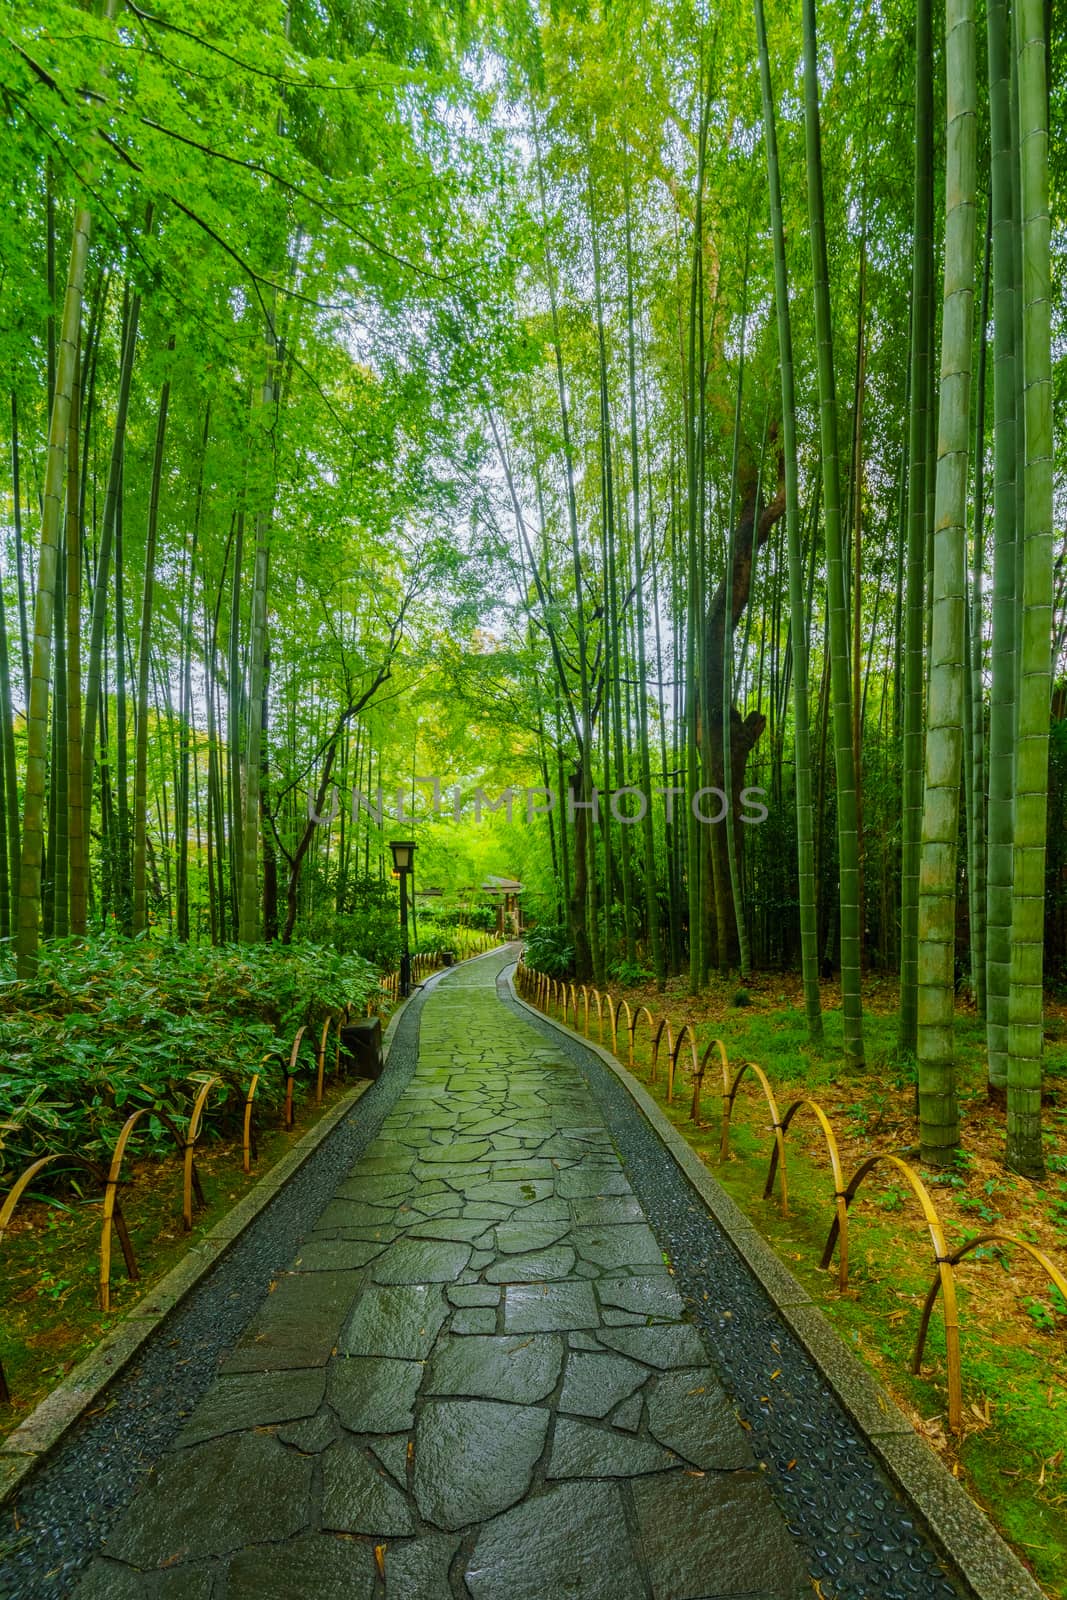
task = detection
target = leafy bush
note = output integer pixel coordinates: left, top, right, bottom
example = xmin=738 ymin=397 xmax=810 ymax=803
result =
xmin=608 ymin=958 xmax=654 ymax=986
xmin=306 ymin=872 xmax=405 ymax=969
xmin=414 ymin=905 xmax=463 ymax=933
xmin=523 ymin=924 xmax=575 ymax=978
xmin=310 ymin=908 xmax=402 ymax=970
xmin=463 ymin=903 xmax=499 ymax=933
xmin=0 ymin=935 xmax=379 ymax=1181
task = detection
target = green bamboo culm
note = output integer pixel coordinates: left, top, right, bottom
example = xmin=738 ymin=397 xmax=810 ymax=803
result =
xmin=16 ymin=206 xmax=92 ymax=977
xmin=81 ymin=212 xmax=150 ymax=845
xmin=238 ymin=360 xmax=276 ymax=944
xmin=916 ymin=0 xmax=977 ymax=1164
xmin=1005 ymin=0 xmax=1052 ymax=1177
xmin=966 ymin=209 xmax=991 ymax=1017
xmin=754 ymin=0 xmax=822 ymax=1043
xmin=622 ymin=146 xmax=666 ymax=987
xmin=133 ymin=361 xmax=172 ymax=934
xmin=984 ymin=0 xmax=1018 ymax=1093
xmin=66 ymin=338 xmax=87 ymax=937
xmin=720 ymin=232 xmax=752 ymax=980
xmin=531 ymin=108 xmax=599 ymax=982
xmin=800 ymin=0 xmax=864 ymax=1068
xmin=686 ymin=78 xmax=712 ymax=993
xmin=899 ymin=0 xmax=934 ymax=1054
xmin=0 ymin=502 xmax=19 ymax=935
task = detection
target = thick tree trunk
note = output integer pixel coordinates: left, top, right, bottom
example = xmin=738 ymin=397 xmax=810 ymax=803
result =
xmin=701 ymin=464 xmax=786 ymax=967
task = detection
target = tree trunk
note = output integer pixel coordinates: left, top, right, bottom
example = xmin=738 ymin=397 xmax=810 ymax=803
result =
xmin=238 ymin=320 xmax=279 ymax=943
xmin=703 ymin=466 xmax=786 ymax=968
xmin=686 ymin=77 xmax=713 ymax=993
xmin=66 ymin=337 xmax=87 ymax=936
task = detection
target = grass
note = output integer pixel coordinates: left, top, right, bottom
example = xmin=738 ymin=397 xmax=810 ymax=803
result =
xmin=544 ymin=969 xmax=1067 ymax=1600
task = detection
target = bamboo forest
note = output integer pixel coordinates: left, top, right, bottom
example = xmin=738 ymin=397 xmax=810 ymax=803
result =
xmin=1 ymin=0 xmax=1066 ymax=1597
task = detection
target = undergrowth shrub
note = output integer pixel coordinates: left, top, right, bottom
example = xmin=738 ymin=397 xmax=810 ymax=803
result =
xmin=608 ymin=958 xmax=655 ymax=986
xmin=0 ymin=936 xmax=378 ymax=1181
xmin=523 ymin=925 xmax=575 ymax=978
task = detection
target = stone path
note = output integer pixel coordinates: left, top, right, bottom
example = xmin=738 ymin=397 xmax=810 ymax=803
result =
xmin=73 ymin=953 xmax=812 ymax=1599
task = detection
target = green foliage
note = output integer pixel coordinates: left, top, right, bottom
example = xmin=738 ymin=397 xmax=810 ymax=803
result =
xmin=522 ymin=924 xmax=574 ymax=978
xmin=0 ymin=936 xmax=378 ymax=1179
xmin=462 ymin=904 xmax=500 ymax=934
xmin=731 ymin=987 xmax=752 ymax=1008
xmin=1021 ymin=1296 xmax=1058 ymax=1332
xmin=316 ymin=874 xmax=403 ymax=969
xmin=607 ymin=958 xmax=654 ymax=986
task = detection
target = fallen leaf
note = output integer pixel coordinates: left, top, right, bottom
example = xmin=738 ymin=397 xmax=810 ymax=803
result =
xmin=374 ymin=1545 xmax=386 ymax=1579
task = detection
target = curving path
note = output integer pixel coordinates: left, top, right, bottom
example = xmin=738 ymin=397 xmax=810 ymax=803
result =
xmin=69 ymin=951 xmax=812 ymax=1599
xmin=0 ymin=946 xmax=968 ymax=1600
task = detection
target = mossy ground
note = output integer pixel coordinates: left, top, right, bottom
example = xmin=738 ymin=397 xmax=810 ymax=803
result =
xmin=564 ymin=970 xmax=1067 ymax=1599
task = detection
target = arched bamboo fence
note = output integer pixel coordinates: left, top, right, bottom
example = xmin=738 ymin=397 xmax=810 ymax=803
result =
xmin=689 ymin=1037 xmax=729 ymax=1123
xmin=243 ymin=1070 xmax=263 ymax=1174
xmin=1 ymin=975 xmax=372 ymax=1403
xmin=913 ymin=1233 xmax=1067 ymax=1377
xmin=667 ymin=1023 xmax=700 ymax=1106
xmin=605 ymin=994 xmax=618 ymax=1054
xmin=627 ymin=1005 xmax=659 ymax=1070
xmin=820 ymin=1153 xmax=963 ymax=1431
xmin=515 ymin=958 xmax=1067 ymax=1434
xmin=99 ymin=1102 xmax=203 ymax=1313
xmin=0 ymin=1154 xmax=125 ymax=1403
xmin=719 ymin=1057 xmax=788 ymax=1199
xmin=764 ymin=1098 xmax=850 ymax=1287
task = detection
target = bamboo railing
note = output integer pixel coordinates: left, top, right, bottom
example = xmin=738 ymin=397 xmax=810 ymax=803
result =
xmin=514 ymin=958 xmax=1067 ymax=1435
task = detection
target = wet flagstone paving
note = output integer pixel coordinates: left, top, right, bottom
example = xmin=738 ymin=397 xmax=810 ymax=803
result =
xmin=74 ymin=957 xmax=812 ymax=1599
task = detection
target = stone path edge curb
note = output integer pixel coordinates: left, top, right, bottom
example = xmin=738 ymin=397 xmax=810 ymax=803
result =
xmin=0 ymin=979 xmax=433 ymax=1511
xmin=504 ymin=966 xmax=1045 ymax=1600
